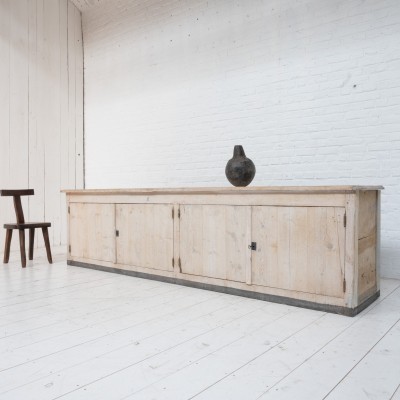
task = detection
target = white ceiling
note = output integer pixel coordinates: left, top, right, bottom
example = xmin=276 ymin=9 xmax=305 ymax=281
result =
xmin=70 ymin=0 xmax=108 ymax=12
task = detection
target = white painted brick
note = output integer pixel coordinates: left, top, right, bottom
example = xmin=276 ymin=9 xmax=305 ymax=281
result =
xmin=83 ymin=0 xmax=400 ymax=279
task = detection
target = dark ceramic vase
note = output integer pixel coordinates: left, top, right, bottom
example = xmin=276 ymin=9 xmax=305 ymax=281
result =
xmin=225 ymin=145 xmax=256 ymax=187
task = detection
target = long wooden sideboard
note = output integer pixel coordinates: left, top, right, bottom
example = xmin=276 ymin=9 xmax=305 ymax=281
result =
xmin=63 ymin=186 xmax=383 ymax=316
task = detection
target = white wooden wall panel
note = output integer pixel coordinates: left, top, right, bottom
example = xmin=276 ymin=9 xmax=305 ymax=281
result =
xmin=0 ymin=1 xmax=11 ymax=243
xmin=0 ymin=0 xmax=84 ymax=251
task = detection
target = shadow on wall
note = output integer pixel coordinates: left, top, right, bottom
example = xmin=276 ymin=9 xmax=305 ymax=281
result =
xmin=381 ymin=248 xmax=400 ymax=279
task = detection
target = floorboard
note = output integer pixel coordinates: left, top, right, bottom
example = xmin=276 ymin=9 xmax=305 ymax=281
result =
xmin=0 ymin=251 xmax=399 ymax=400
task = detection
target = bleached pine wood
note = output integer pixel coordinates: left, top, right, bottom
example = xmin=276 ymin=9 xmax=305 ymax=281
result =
xmin=63 ymin=186 xmax=384 ymax=195
xmin=116 ymin=204 xmax=174 ymax=271
xmin=357 ymin=190 xmax=378 ymax=303
xmin=344 ymin=193 xmax=358 ymax=308
xmin=358 ymin=191 xmax=378 ymax=239
xmin=65 ymin=187 xmax=382 ymax=314
xmin=66 ymin=192 xmax=348 ymax=207
xmin=251 ymin=206 xmax=345 ymax=298
xmin=69 ymin=203 xmax=115 ymax=262
xmin=179 ymin=205 xmax=250 ymax=282
xmin=173 ymin=203 xmax=180 ymax=273
xmin=376 ymin=191 xmax=381 ymax=293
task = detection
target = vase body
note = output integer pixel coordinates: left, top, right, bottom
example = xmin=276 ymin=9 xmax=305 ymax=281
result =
xmin=225 ymin=145 xmax=256 ymax=187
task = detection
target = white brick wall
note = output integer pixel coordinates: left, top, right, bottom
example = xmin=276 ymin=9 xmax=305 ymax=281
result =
xmin=82 ymin=0 xmax=400 ymax=278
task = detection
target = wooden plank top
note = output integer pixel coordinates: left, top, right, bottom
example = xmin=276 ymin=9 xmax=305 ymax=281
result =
xmin=62 ymin=186 xmax=384 ymax=196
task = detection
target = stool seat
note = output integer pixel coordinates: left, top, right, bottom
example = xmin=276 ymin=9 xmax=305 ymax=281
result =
xmin=1 ymin=189 xmax=52 ymax=268
xmin=4 ymin=222 xmax=51 ymax=229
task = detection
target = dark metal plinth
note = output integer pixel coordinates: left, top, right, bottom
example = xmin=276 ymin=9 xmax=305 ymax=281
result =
xmin=68 ymin=260 xmax=380 ymax=317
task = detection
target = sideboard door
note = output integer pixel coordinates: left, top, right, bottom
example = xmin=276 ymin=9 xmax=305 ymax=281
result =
xmin=179 ymin=205 xmax=251 ymax=282
xmin=69 ymin=203 xmax=116 ymax=262
xmin=116 ymin=204 xmax=174 ymax=272
xmin=251 ymin=206 xmax=346 ymax=298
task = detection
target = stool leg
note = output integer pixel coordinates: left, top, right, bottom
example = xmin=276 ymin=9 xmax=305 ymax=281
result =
xmin=29 ymin=228 xmax=35 ymax=260
xmin=42 ymin=227 xmax=52 ymax=264
xmin=3 ymin=229 xmax=13 ymax=264
xmin=19 ymin=229 xmax=26 ymax=268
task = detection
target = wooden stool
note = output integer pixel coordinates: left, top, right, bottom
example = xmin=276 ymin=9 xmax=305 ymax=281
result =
xmin=1 ymin=189 xmax=52 ymax=268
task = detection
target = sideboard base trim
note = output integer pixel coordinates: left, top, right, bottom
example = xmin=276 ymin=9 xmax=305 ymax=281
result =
xmin=67 ymin=260 xmax=380 ymax=317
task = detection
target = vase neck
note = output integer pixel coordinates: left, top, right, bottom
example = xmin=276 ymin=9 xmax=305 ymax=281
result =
xmin=233 ymin=145 xmax=245 ymax=157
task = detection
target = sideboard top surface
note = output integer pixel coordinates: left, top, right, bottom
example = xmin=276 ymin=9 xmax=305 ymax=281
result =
xmin=62 ymin=186 xmax=384 ymax=196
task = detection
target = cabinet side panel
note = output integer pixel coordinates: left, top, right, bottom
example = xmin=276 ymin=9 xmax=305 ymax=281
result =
xmin=358 ymin=191 xmax=377 ymax=239
xmin=358 ymin=191 xmax=378 ymax=303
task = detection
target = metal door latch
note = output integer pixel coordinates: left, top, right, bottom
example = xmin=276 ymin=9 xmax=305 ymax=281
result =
xmin=248 ymin=242 xmax=257 ymax=251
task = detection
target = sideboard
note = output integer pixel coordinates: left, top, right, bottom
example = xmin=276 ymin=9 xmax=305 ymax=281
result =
xmin=63 ymin=186 xmax=383 ymax=316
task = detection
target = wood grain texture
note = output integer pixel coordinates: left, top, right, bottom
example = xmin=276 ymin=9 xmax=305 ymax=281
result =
xmin=116 ymin=204 xmax=174 ymax=272
xmin=344 ymin=193 xmax=358 ymax=308
xmin=62 ymin=186 xmax=384 ymax=195
xmin=357 ymin=190 xmax=378 ymax=303
xmin=66 ymin=189 xmax=381 ymax=312
xmin=358 ymin=191 xmax=377 ymax=240
xmin=69 ymin=203 xmax=115 ymax=262
xmin=179 ymin=205 xmax=250 ymax=283
xmin=0 ymin=0 xmax=83 ymax=252
xmin=252 ymin=206 xmax=345 ymax=298
xmin=65 ymin=193 xmax=348 ymax=208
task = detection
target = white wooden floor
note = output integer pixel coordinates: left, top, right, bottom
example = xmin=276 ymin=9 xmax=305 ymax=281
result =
xmin=0 ymin=251 xmax=399 ymax=400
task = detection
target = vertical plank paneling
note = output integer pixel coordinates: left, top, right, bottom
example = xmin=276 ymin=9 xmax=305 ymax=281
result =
xmin=9 ymin=0 xmax=29 ymax=251
xmin=0 ymin=0 xmax=11 ymax=249
xmin=29 ymin=0 xmax=45 ymax=248
xmin=60 ymin=0 xmax=69 ymax=246
xmin=0 ymin=0 xmax=83 ymax=251
xmin=116 ymin=204 xmax=174 ymax=271
xmin=67 ymin=0 xmax=77 ymax=189
xmin=75 ymin=5 xmax=84 ymax=189
xmin=344 ymin=194 xmax=358 ymax=308
xmin=179 ymin=205 xmax=249 ymax=283
xmin=69 ymin=203 xmax=115 ymax=262
xmin=10 ymin=0 xmax=29 ymax=226
xmin=43 ymin=0 xmax=61 ymax=245
xmin=289 ymin=207 xmax=309 ymax=292
xmin=320 ymin=207 xmax=346 ymax=298
xmin=252 ymin=206 xmax=345 ymax=298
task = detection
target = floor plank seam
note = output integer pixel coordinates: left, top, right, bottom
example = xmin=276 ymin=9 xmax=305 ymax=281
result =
xmin=0 ymin=297 xmax=259 ymax=396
